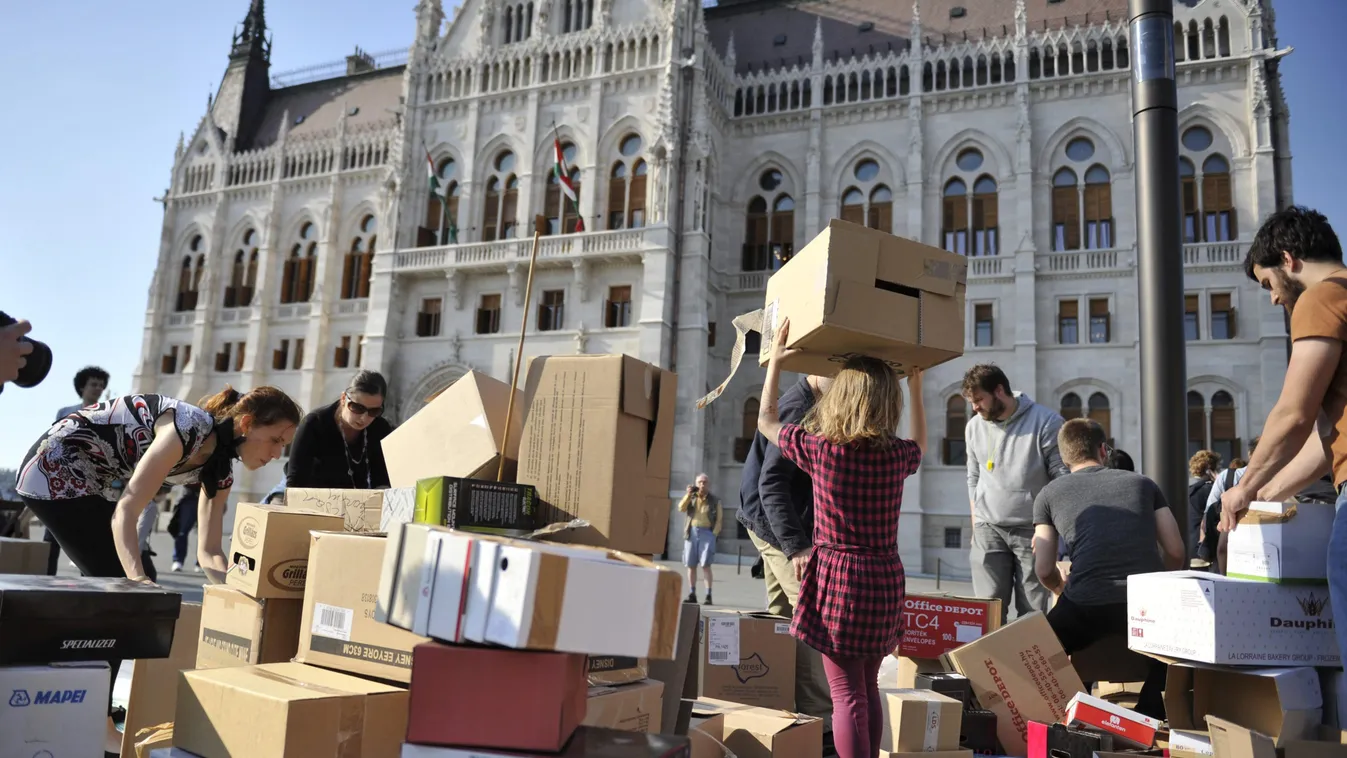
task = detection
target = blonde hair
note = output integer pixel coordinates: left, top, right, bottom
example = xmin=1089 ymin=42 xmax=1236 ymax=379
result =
xmin=1189 ymin=450 xmax=1223 ymax=478
xmin=802 ymin=357 xmax=903 ymax=448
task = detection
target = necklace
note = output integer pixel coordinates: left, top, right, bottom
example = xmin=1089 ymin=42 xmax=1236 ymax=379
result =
xmin=337 ymin=413 xmax=372 ymax=489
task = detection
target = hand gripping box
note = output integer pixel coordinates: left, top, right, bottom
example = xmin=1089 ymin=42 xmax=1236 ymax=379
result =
xmin=1227 ymin=501 xmax=1335 ymax=584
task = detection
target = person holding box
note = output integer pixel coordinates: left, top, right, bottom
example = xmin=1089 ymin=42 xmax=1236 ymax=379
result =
xmin=757 ymin=318 xmax=926 ymax=758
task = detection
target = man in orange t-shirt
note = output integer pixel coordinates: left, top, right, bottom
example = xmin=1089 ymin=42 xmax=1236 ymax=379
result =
xmin=1220 ymin=206 xmax=1347 ymax=651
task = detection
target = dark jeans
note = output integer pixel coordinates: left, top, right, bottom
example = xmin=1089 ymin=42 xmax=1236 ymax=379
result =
xmin=172 ymin=499 xmax=198 ymax=565
xmin=1047 ymin=595 xmax=1167 ymax=720
xmin=20 ymin=494 xmax=127 ymax=716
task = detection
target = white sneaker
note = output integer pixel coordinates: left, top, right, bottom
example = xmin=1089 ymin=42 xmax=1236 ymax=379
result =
xmin=171 ymin=562 xmax=183 ymax=573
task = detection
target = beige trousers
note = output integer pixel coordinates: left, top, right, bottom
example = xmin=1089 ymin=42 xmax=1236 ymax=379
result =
xmin=750 ymin=530 xmax=834 ymax=724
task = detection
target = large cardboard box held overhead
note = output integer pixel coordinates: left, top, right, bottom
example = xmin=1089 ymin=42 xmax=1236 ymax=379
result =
xmin=226 ymin=503 xmax=344 ymax=599
xmin=1164 ymin=662 xmax=1323 ymax=747
xmin=518 ymin=354 xmax=677 ymax=554
xmin=757 ymin=219 xmax=967 ymax=377
xmin=197 ymin=585 xmax=303 ymax=670
xmin=284 ymin=488 xmax=385 ymax=534
xmin=1227 ymin=502 xmax=1334 ymax=584
xmin=700 ymin=611 xmax=797 ymax=710
xmin=382 ymin=370 xmax=524 ymax=487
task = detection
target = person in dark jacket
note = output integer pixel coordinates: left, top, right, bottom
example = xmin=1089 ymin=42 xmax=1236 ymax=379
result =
xmin=738 ymin=373 xmax=834 ymax=724
xmin=1187 ymin=450 xmax=1222 ymax=563
xmin=286 ymin=371 xmax=394 ymax=490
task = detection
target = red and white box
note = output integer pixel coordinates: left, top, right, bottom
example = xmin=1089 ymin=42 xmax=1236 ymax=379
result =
xmin=897 ymin=594 xmax=1000 ymax=659
xmin=1063 ymin=692 xmax=1160 ymax=748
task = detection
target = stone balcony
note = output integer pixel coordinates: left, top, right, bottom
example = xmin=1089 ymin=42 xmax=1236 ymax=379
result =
xmin=389 ymin=227 xmax=660 ymax=277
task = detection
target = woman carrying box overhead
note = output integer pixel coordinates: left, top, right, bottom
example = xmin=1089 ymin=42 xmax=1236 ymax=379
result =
xmin=757 ymin=318 xmax=926 ymax=758
xmin=285 ymin=370 xmax=394 ymax=491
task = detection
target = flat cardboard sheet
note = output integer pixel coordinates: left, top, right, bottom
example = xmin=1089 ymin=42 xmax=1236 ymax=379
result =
xmin=120 ymin=602 xmax=202 ymax=758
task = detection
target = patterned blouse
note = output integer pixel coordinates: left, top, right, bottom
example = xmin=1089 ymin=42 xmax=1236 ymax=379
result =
xmin=17 ymin=394 xmax=233 ymax=502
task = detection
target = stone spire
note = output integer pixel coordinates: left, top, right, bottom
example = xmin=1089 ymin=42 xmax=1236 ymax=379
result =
xmin=726 ymin=32 xmax=736 ymax=69
xmin=230 ymin=0 xmax=270 ymax=62
xmin=812 ymin=16 xmax=824 ymax=64
xmin=1014 ymin=0 xmax=1027 ymax=38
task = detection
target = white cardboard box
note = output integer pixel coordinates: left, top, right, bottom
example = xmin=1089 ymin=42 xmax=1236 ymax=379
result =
xmin=1227 ymin=501 xmax=1334 ymax=584
xmin=1127 ymin=571 xmax=1339 ymax=666
xmin=381 ymin=487 xmax=415 ymax=533
xmin=0 ymin=662 xmax=110 ymax=758
xmin=1164 ymin=663 xmax=1322 ymax=747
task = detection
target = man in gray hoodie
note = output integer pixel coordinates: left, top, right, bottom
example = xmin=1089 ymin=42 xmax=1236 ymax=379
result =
xmin=962 ymin=364 xmax=1069 ymax=623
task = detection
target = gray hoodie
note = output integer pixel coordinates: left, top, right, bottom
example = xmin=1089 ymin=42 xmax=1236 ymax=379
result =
xmin=965 ymin=392 xmax=1069 ymax=527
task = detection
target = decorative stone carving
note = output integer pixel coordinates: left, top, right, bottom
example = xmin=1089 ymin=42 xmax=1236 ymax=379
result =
xmin=572 ymin=260 xmax=590 ymax=302
xmin=446 ymin=269 xmax=464 ymax=309
xmin=449 ymin=331 xmax=462 ymax=362
xmin=574 ymin=324 xmax=589 ymax=354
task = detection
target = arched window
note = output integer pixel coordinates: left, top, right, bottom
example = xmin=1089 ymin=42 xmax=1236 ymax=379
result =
xmin=1060 ymin=392 xmax=1083 ymax=421
xmin=1187 ymin=390 xmax=1207 ymax=458
xmin=562 ymin=0 xmax=594 ymax=32
xmin=943 ymin=396 xmax=968 ymax=466
xmin=1180 ymin=158 xmax=1198 ymax=242
xmin=483 ymin=151 xmax=519 ymax=241
xmin=1180 ymin=126 xmax=1237 ymax=242
xmin=424 ymin=157 xmax=461 ymax=245
xmin=225 ymin=229 xmax=258 ymax=308
xmin=744 ymin=169 xmax=795 ymax=271
xmin=838 ymin=158 xmax=893 ymax=233
xmin=545 ymin=142 xmax=583 ymax=235
xmin=941 ymin=148 xmax=998 ymax=256
xmin=735 ymin=398 xmax=760 ymax=463
xmin=342 ymin=215 xmax=377 ymax=300
xmin=176 ymin=236 xmax=205 ymax=312
xmin=502 ymin=2 xmax=532 ymax=43
xmin=1052 ymin=137 xmax=1114 ymax=251
xmin=1202 ymin=154 xmax=1235 ymax=242
xmin=1084 ymin=165 xmax=1113 ymax=249
xmin=1087 ymin=392 xmax=1111 ymax=441
xmin=280 ymin=222 xmax=318 ymax=304
xmin=176 ymin=255 xmax=194 ymax=312
xmin=607 ymin=134 xmax=646 ymax=230
xmin=1210 ymin=390 xmax=1240 ymax=461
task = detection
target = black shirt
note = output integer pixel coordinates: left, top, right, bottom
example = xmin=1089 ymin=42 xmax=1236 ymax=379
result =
xmin=285 ymin=400 xmax=394 ymax=490
xmin=737 ymin=376 xmax=817 ymax=556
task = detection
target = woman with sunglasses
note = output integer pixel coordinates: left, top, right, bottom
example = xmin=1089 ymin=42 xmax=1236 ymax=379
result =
xmin=286 ymin=370 xmax=394 ymax=490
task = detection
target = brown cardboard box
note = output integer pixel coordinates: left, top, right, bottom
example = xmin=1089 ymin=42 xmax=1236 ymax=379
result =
xmin=689 ymin=707 xmax=727 ymax=758
xmin=943 ymin=612 xmax=1085 ymax=757
xmin=119 ymin=602 xmax=203 ymax=758
xmin=585 ymin=680 xmax=665 ymax=733
xmin=693 ymin=698 xmax=823 ymax=758
xmin=197 ymin=584 xmax=303 ymax=669
xmin=297 ymin=531 xmax=429 ymax=683
xmin=381 ymin=370 xmax=523 ymax=487
xmin=893 ymin=656 xmax=947 ymax=689
xmin=175 ymin=661 xmax=409 ymax=758
xmin=518 ymin=354 xmax=676 ymax=554
xmin=284 ymin=488 xmax=384 ymax=533
xmin=133 ymin=725 xmax=173 ymax=758
xmin=880 ymin=689 xmax=964 ymax=752
xmin=1284 ymin=728 xmax=1347 ymax=758
xmin=589 ymin=655 xmax=651 ymax=686
xmin=226 ymin=503 xmax=343 ymax=599
xmin=0 ymin=536 xmax=50 ymax=574
xmin=898 ymin=594 xmax=1002 ymax=659
xmin=1163 ymin=661 xmax=1322 ymax=747
xmin=1208 ymin=716 xmax=1277 ymax=758
xmin=700 ymin=611 xmax=796 ymax=710
xmin=757 ymin=219 xmax=966 ymax=377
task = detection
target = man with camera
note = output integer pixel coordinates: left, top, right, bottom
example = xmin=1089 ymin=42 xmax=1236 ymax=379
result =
xmin=679 ymin=473 xmax=722 ymax=605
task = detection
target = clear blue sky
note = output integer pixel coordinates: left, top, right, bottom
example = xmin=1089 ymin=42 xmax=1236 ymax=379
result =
xmin=0 ymin=2 xmax=1342 ymax=468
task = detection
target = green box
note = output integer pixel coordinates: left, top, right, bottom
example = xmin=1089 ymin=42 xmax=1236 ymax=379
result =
xmin=413 ymin=476 xmax=540 ymax=536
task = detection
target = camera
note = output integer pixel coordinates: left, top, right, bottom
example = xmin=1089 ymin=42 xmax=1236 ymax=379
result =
xmin=0 ymin=311 xmax=53 ymax=393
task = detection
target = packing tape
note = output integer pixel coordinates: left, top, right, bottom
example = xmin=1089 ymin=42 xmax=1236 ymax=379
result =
xmin=1240 ymin=505 xmax=1298 ymax=525
xmin=924 ymin=699 xmax=941 ymax=751
xmin=697 ymin=309 xmax=767 ymax=409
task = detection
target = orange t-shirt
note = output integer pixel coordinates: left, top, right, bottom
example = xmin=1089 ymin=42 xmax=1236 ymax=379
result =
xmin=1290 ymin=278 xmax=1347 ymax=486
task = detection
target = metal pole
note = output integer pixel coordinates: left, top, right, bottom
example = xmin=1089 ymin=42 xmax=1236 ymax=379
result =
xmin=1130 ymin=0 xmax=1190 ymax=555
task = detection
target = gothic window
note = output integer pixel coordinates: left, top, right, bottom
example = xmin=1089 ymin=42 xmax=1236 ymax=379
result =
xmin=424 ymin=157 xmax=461 ymax=245
xmin=744 ymin=169 xmax=795 ymax=271
xmin=1052 ymin=137 xmax=1114 ymax=251
xmin=561 ymin=0 xmax=595 ymax=33
xmin=280 ymin=221 xmax=317 ymax=304
xmin=545 ymin=142 xmax=583 ymax=235
xmin=607 ymin=134 xmax=646 ymax=230
xmin=502 ymin=2 xmax=534 ymax=43
xmin=1187 ymin=390 xmax=1206 ymax=458
xmin=1087 ymin=392 xmax=1111 ymax=440
xmin=1187 ymin=389 xmax=1241 ymax=460
xmin=942 ymin=148 xmax=998 ymax=256
xmin=1060 ymin=392 xmax=1083 ymax=420
xmin=943 ymin=396 xmax=968 ymax=466
xmin=175 ymin=235 xmax=206 ymax=311
xmin=1180 ymin=126 xmax=1237 ymax=242
xmin=839 ymin=158 xmax=893 ymax=233
xmin=341 ymin=215 xmax=376 ymax=300
xmin=483 ymin=151 xmax=519 ymax=241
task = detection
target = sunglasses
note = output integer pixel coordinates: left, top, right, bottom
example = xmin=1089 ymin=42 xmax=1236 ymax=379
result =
xmin=345 ymin=399 xmax=385 ymax=418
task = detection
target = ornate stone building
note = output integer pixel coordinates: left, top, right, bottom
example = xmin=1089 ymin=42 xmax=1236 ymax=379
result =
xmin=135 ymin=0 xmax=1292 ymax=571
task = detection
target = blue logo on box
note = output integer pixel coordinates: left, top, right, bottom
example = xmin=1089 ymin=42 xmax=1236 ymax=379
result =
xmin=9 ymin=690 xmax=29 ymax=707
xmin=7 ymin=689 xmax=87 ymax=707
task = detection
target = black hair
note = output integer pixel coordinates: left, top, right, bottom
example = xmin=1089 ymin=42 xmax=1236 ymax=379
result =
xmin=961 ymin=364 xmax=1012 ymax=398
xmin=1107 ymin=448 xmax=1135 ymax=472
xmin=73 ymin=366 xmax=110 ymax=396
xmin=347 ymin=370 xmax=388 ymax=398
xmin=1244 ymin=206 xmax=1343 ymax=281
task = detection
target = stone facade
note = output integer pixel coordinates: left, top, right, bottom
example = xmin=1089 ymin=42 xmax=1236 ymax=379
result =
xmin=134 ymin=0 xmax=1292 ymax=574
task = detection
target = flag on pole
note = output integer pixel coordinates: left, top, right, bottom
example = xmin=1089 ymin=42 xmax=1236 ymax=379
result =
xmin=552 ymin=137 xmax=585 ymax=233
xmin=426 ymin=146 xmax=457 ymax=243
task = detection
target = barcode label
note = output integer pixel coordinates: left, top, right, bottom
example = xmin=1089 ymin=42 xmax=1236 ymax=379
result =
xmin=312 ymin=603 xmax=353 ymax=642
xmin=775 ymin=622 xmax=790 ymax=634
xmin=706 ymin=618 xmax=740 ymax=666
xmin=709 ymin=652 xmax=731 ymax=661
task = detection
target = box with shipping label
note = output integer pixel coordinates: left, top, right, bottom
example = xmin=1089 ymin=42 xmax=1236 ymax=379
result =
xmin=586 ymin=680 xmax=665 ymax=734
xmin=757 ymin=219 xmax=967 ymax=377
xmin=700 ymin=611 xmax=797 ymax=710
xmin=1127 ymin=571 xmax=1339 ymax=666
xmin=518 ymin=354 xmax=677 ymax=554
xmin=226 ymin=503 xmax=344 ymax=599
xmin=407 ymin=642 xmax=587 ymax=750
xmin=942 ymin=612 xmax=1085 ymax=757
xmin=1227 ymin=502 xmax=1334 ymax=584
xmin=691 ymin=698 xmax=823 ymax=758
xmin=880 ymin=689 xmax=963 ymax=753
xmin=1064 ymin=692 xmax=1160 ymax=748
xmin=414 ymin=475 xmax=539 ymax=535
xmin=297 ymin=531 xmax=429 ymax=683
xmin=284 ymin=488 xmax=385 ymax=533
xmin=399 ymin=728 xmax=693 ymax=758
xmin=382 ymin=370 xmax=524 ymax=487
xmin=175 ymin=661 xmax=409 ymax=758
xmin=1169 ymin=730 xmax=1214 ymax=758
xmin=197 ymin=584 xmax=303 ymax=669
xmin=0 ymin=536 xmax=50 ymax=574
xmin=382 ymin=486 xmax=416 ymax=533
xmin=119 ymin=603 xmax=201 ymax=758
xmin=589 ymin=655 xmax=650 ymax=686
xmin=0 ymin=662 xmax=110 ymax=758
xmin=1164 ymin=661 xmax=1322 ymax=747
xmin=0 ymin=574 xmax=183 ymax=665
xmin=898 ymin=594 xmax=1002 ymax=660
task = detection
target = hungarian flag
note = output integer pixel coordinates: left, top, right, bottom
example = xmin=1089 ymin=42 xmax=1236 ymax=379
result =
xmin=553 ymin=138 xmax=584 ymax=232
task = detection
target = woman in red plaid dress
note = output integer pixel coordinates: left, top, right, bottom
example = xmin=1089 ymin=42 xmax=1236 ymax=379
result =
xmin=758 ymin=319 xmax=926 ymax=758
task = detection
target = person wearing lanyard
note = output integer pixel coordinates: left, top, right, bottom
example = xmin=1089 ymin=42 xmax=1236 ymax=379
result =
xmin=286 ymin=371 xmax=394 ymax=490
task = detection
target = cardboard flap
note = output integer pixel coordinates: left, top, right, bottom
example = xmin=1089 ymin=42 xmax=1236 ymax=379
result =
xmin=1208 ymin=716 xmax=1277 ymax=758
xmin=621 ymin=356 xmax=658 ymax=422
xmin=873 ymin=237 xmax=968 ymax=297
xmin=691 ymin=697 xmax=807 ymax=735
xmin=826 ymin=280 xmax=921 ymax=343
xmin=645 ymin=369 xmax=676 ymax=480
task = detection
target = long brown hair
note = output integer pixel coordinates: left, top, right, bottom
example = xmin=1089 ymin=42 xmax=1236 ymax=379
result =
xmin=802 ymin=357 xmax=904 ymax=448
xmin=199 ymin=385 xmax=302 ymax=428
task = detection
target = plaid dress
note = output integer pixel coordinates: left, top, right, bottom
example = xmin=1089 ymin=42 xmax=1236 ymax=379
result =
xmin=776 ymin=423 xmax=921 ymax=658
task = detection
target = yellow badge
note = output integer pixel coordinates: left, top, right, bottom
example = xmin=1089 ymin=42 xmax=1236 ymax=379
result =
xmin=986 ymin=459 xmax=994 ymax=472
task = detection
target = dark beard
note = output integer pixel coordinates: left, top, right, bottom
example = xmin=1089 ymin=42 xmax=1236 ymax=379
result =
xmin=1282 ymin=274 xmax=1308 ymax=313
xmin=978 ymin=397 xmax=1007 ymax=421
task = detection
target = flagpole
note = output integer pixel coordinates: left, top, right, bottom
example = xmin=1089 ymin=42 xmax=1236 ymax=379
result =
xmin=497 ymin=214 xmax=546 ymax=483
xmin=549 ymin=121 xmax=583 ymax=233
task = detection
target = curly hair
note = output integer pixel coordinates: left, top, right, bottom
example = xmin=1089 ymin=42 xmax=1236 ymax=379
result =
xmin=1188 ymin=450 xmax=1222 ymax=479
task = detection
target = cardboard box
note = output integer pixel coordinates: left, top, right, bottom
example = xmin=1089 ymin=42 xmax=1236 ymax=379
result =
xmin=1227 ymin=502 xmax=1334 ymax=584
xmin=898 ymin=594 xmax=1002 ymax=659
xmin=414 ymin=475 xmax=539 ymax=535
xmin=226 ymin=503 xmax=344 ymax=599
xmin=689 ymin=708 xmax=727 ymax=758
xmin=1164 ymin=662 xmax=1322 ymax=747
xmin=1127 ymin=571 xmax=1340 ymax=666
xmin=284 ymin=488 xmax=385 ymax=533
xmin=880 ymin=689 xmax=963 ymax=752
xmin=175 ymin=661 xmax=409 ymax=758
xmin=120 ymin=602 xmax=202 ymax=758
xmin=757 ymin=219 xmax=966 ymax=377
xmin=893 ymin=655 xmax=947 ymax=689
xmin=518 ymin=354 xmax=676 ymax=554
xmin=1028 ymin=721 xmax=1115 ymax=758
xmin=382 ymin=370 xmax=523 ymax=487
xmin=1283 ymin=730 xmax=1347 ymax=758
xmin=589 ymin=655 xmax=650 ymax=686
xmin=1207 ymin=716 xmax=1277 ymax=758
xmin=382 ymin=486 xmax=415 ymax=532
xmin=701 ymin=611 xmax=797 ymax=710
xmin=0 ymin=535 xmax=50 ymax=574
xmin=297 ymin=531 xmax=429 ymax=683
xmin=691 ymin=698 xmax=823 ymax=758
xmin=960 ymin=710 xmax=999 ymax=755
xmin=1170 ymin=730 xmax=1215 ymax=758
xmin=0 ymin=662 xmax=110 ymax=758
xmin=586 ymin=680 xmax=666 ymax=734
xmin=0 ymin=574 xmax=183 ymax=665
xmin=656 ymin=604 xmax=704 ymax=736
xmin=376 ymin=523 xmax=680 ymax=658
xmin=398 ymin=728 xmax=693 ymax=758
xmin=135 ymin=724 xmax=174 ymax=757
xmin=197 ymin=584 xmax=303 ymax=669
xmin=942 ymin=612 xmax=1085 ymax=757
xmin=1064 ymin=692 xmax=1160 ymax=748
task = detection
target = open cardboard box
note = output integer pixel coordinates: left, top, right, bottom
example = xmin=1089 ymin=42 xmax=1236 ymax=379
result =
xmin=1157 ymin=657 xmax=1323 ymax=747
xmin=381 ymin=370 xmax=524 ymax=486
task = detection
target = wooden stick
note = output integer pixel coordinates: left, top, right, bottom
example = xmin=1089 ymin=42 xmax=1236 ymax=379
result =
xmin=497 ymin=216 xmax=546 ymax=482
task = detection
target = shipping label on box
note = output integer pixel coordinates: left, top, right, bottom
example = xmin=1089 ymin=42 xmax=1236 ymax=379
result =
xmin=226 ymin=503 xmax=344 ymax=599
xmin=0 ymin=536 xmax=50 ymax=574
xmin=382 ymin=370 xmax=523 ymax=488
xmin=1164 ymin=662 xmax=1323 ymax=747
xmin=585 ymin=680 xmax=666 ymax=734
xmin=414 ymin=475 xmax=539 ymax=535
xmin=0 ymin=662 xmax=110 ymax=758
xmin=899 ymin=594 xmax=1002 ymax=659
xmin=700 ymin=611 xmax=797 ymax=710
xmin=1064 ymin=692 xmax=1160 ymax=748
xmin=197 ymin=585 xmax=303 ymax=669
xmin=1128 ymin=571 xmax=1340 ymax=666
xmin=880 ymin=689 xmax=964 ymax=753
xmin=1228 ymin=502 xmax=1334 ymax=584
xmin=285 ymin=488 xmax=385 ymax=534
